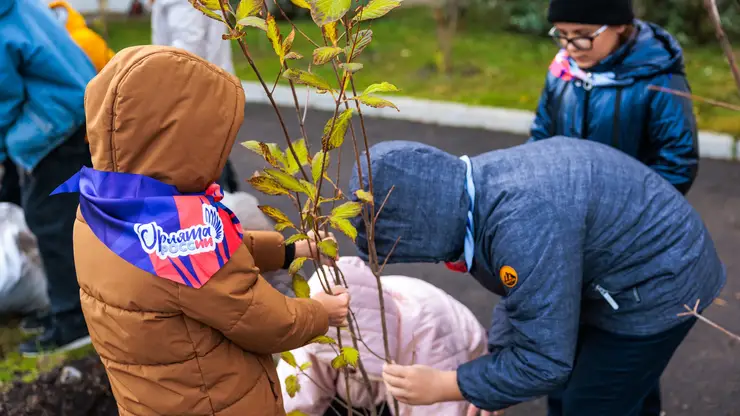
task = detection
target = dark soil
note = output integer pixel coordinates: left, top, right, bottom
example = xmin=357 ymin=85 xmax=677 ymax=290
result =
xmin=0 ymin=356 xmax=117 ymax=416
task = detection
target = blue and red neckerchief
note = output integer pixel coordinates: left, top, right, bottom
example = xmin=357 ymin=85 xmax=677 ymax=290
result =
xmin=52 ymin=167 xmax=244 ymax=288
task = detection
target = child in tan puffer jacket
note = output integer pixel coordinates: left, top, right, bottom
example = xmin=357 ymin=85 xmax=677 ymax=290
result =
xmin=57 ymin=45 xmax=349 ymax=416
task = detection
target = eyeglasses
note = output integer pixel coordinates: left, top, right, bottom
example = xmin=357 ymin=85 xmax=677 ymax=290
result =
xmin=548 ymin=25 xmax=608 ymax=51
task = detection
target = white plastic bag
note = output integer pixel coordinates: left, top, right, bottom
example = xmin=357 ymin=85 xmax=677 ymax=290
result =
xmin=220 ymin=192 xmax=295 ymax=297
xmin=0 ymin=202 xmax=50 ymax=316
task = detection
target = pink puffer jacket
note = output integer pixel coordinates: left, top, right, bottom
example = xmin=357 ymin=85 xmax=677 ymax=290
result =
xmin=277 ymin=257 xmax=488 ymax=416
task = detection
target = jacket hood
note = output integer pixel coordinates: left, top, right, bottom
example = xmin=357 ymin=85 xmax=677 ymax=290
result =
xmin=84 ymin=45 xmax=244 ymax=193
xmin=306 ymin=257 xmax=402 ymax=379
xmin=349 ymin=141 xmax=469 ymax=264
xmin=594 ymin=20 xmax=685 ymax=80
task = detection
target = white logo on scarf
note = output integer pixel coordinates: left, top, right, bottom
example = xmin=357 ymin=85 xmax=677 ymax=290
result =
xmin=134 ymin=204 xmax=225 ymax=260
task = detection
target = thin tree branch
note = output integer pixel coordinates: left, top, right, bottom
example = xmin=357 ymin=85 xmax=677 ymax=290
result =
xmin=678 ymin=299 xmax=740 ymax=342
xmin=704 ymin=0 xmax=740 ymax=95
xmin=647 ymin=85 xmax=740 ymax=112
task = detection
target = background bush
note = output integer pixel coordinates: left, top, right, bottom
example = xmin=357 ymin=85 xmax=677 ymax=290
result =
xmin=475 ymin=0 xmax=740 ymax=45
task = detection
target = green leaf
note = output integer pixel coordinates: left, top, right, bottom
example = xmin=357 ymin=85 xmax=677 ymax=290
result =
xmin=310 ymin=335 xmax=337 ymax=344
xmin=299 ymin=362 xmax=312 ymax=371
xmin=236 ymin=0 xmax=262 ymax=20
xmin=322 ymin=109 xmax=353 ymax=151
xmin=285 ymin=52 xmax=304 ymax=60
xmin=356 ymin=95 xmax=399 ymax=111
xmin=287 ymin=411 xmax=309 ymax=416
xmin=289 ymin=0 xmax=311 ymax=9
xmin=324 ymin=22 xmax=338 ymax=46
xmin=275 ymin=222 xmax=293 ymax=232
xmin=281 ymin=351 xmax=298 ymax=368
xmin=285 ymin=233 xmax=309 ymax=245
xmin=237 ymin=16 xmax=267 ymax=31
xmin=258 ymin=205 xmax=292 ymax=225
xmin=354 ymin=189 xmax=373 ymax=204
xmin=340 ymin=347 xmax=359 ymax=367
xmin=292 ymin=274 xmax=310 ymax=298
xmin=311 ymin=151 xmax=328 ymax=183
xmin=309 ymin=0 xmax=351 ymax=26
xmin=266 ymin=14 xmax=285 ymax=65
xmin=352 ymin=0 xmax=401 ymax=22
xmin=344 ymin=29 xmax=372 ymax=61
xmin=331 ymin=201 xmax=362 ymax=219
xmin=330 ymin=355 xmax=347 ymax=369
xmin=248 ymin=176 xmax=290 ymax=196
xmin=330 ymin=217 xmax=357 ymax=241
xmin=241 ymin=141 xmax=285 ymax=167
xmin=283 ymin=29 xmax=296 ymax=55
xmin=198 ymin=0 xmax=221 ymax=10
xmin=289 ymin=257 xmax=308 ymax=276
xmin=340 ymin=63 xmax=364 ymax=74
xmin=318 ymin=239 xmax=338 ymax=258
xmin=363 ymin=82 xmax=400 ymax=96
xmin=283 ymin=69 xmax=333 ymax=92
xmin=284 ymin=139 xmax=309 ymax=174
xmin=265 ymin=168 xmax=305 ymax=193
xmin=285 ymin=374 xmax=301 ymax=398
xmin=300 ymin=180 xmax=317 ymax=199
xmin=312 ymin=46 xmax=343 ymax=65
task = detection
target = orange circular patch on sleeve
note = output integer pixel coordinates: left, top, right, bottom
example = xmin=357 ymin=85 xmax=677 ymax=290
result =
xmin=499 ymin=265 xmax=518 ymax=288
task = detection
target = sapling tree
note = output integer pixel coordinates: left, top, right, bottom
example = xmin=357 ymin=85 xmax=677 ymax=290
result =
xmin=188 ymin=0 xmax=404 ymax=414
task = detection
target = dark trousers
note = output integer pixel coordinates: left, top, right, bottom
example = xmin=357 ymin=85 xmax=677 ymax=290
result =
xmin=547 ymin=318 xmax=696 ymax=416
xmin=0 ymin=158 xmax=22 ymax=206
xmin=21 ymin=126 xmax=92 ymax=319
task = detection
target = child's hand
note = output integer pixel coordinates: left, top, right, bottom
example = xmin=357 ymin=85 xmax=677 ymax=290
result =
xmin=382 ymin=364 xmax=463 ymax=405
xmin=312 ymin=286 xmax=350 ymax=327
xmin=466 ymin=404 xmax=503 ymax=416
xmin=295 ymin=230 xmax=339 ymax=265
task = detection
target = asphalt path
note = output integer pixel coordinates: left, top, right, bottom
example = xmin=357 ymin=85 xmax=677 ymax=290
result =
xmin=230 ymin=103 xmax=740 ymax=415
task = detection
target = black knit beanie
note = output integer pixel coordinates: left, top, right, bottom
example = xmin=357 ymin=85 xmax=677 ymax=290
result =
xmin=548 ymin=0 xmax=634 ymax=25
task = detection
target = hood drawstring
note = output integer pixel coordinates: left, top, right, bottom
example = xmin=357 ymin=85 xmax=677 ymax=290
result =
xmin=443 ymin=156 xmax=476 ymax=273
xmin=612 ymin=88 xmax=623 ymax=149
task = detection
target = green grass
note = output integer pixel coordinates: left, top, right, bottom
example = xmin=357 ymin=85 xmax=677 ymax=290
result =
xmin=0 ymin=324 xmax=96 ymax=391
xmin=106 ymin=9 xmax=740 ymax=135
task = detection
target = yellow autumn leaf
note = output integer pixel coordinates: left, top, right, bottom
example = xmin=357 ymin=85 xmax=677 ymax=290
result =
xmin=324 ymin=21 xmax=338 ymax=46
xmin=283 ymin=138 xmax=309 ymax=174
xmin=289 ymin=0 xmax=311 ymax=9
xmin=321 ymin=109 xmax=353 ymax=150
xmin=285 ymin=52 xmax=304 ymax=60
xmin=248 ymin=175 xmax=290 ymax=196
xmin=266 ymin=14 xmax=284 ymax=64
xmin=289 ymin=257 xmax=308 ymax=276
xmin=283 ymin=29 xmax=296 ymax=55
xmin=258 ymin=205 xmax=292 ymax=225
xmin=340 ymin=347 xmax=359 ymax=367
xmin=237 ymin=16 xmax=267 ymax=31
xmin=318 ymin=239 xmax=338 ymax=258
xmin=354 ymin=189 xmax=373 ymax=204
xmin=292 ymin=274 xmax=310 ymax=298
xmin=331 ymin=354 xmax=347 ymax=369
xmin=352 ymin=0 xmax=401 ymax=22
xmin=264 ymin=168 xmax=305 ymax=193
xmin=356 ymin=95 xmax=399 ymax=111
xmin=282 ymin=69 xmax=333 ymax=91
xmin=330 ymin=201 xmax=362 ymax=219
xmin=311 ymin=151 xmax=328 ymax=183
xmin=284 ymin=233 xmax=309 ymax=245
xmin=281 ymin=351 xmax=298 ymax=368
xmin=310 ymin=335 xmax=337 ymax=344
xmin=362 ymin=81 xmax=400 ymax=95
xmin=344 ymin=29 xmax=372 ymax=60
xmin=285 ymin=374 xmax=301 ymax=398
xmin=236 ymin=0 xmax=262 ymax=19
xmin=330 ymin=217 xmax=357 ymax=241
xmin=339 ymin=63 xmax=364 ymax=73
xmin=312 ymin=46 xmax=343 ymax=65
xmin=309 ymin=0 xmax=351 ymax=26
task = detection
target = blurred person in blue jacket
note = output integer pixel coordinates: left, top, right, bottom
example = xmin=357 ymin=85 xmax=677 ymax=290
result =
xmin=1 ymin=0 xmax=95 ymax=355
xmin=350 ymin=138 xmax=725 ymax=416
xmin=529 ymin=0 xmax=698 ymax=195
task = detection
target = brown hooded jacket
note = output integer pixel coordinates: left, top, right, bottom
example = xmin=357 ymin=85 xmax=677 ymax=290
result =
xmin=74 ymin=45 xmax=328 ymax=416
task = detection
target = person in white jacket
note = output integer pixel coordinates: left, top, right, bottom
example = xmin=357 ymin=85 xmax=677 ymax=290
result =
xmin=149 ymin=0 xmax=239 ymax=192
xmin=277 ymin=256 xmax=489 ymax=416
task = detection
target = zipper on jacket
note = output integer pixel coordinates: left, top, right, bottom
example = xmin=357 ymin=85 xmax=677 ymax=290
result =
xmin=580 ymin=75 xmax=592 ymax=139
xmin=595 ymin=285 xmax=620 ymax=310
xmin=612 ymin=88 xmax=623 ymax=149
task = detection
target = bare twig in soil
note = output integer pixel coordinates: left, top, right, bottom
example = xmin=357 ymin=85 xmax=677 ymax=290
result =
xmin=704 ymin=0 xmax=740 ymax=95
xmin=648 ymin=85 xmax=740 ymax=112
xmin=678 ymin=299 xmax=740 ymax=342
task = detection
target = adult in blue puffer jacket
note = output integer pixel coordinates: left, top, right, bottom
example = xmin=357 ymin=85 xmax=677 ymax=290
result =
xmin=530 ymin=0 xmax=698 ymax=195
xmin=1 ymin=0 xmax=95 ymax=355
xmin=349 ymin=139 xmax=725 ymax=416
